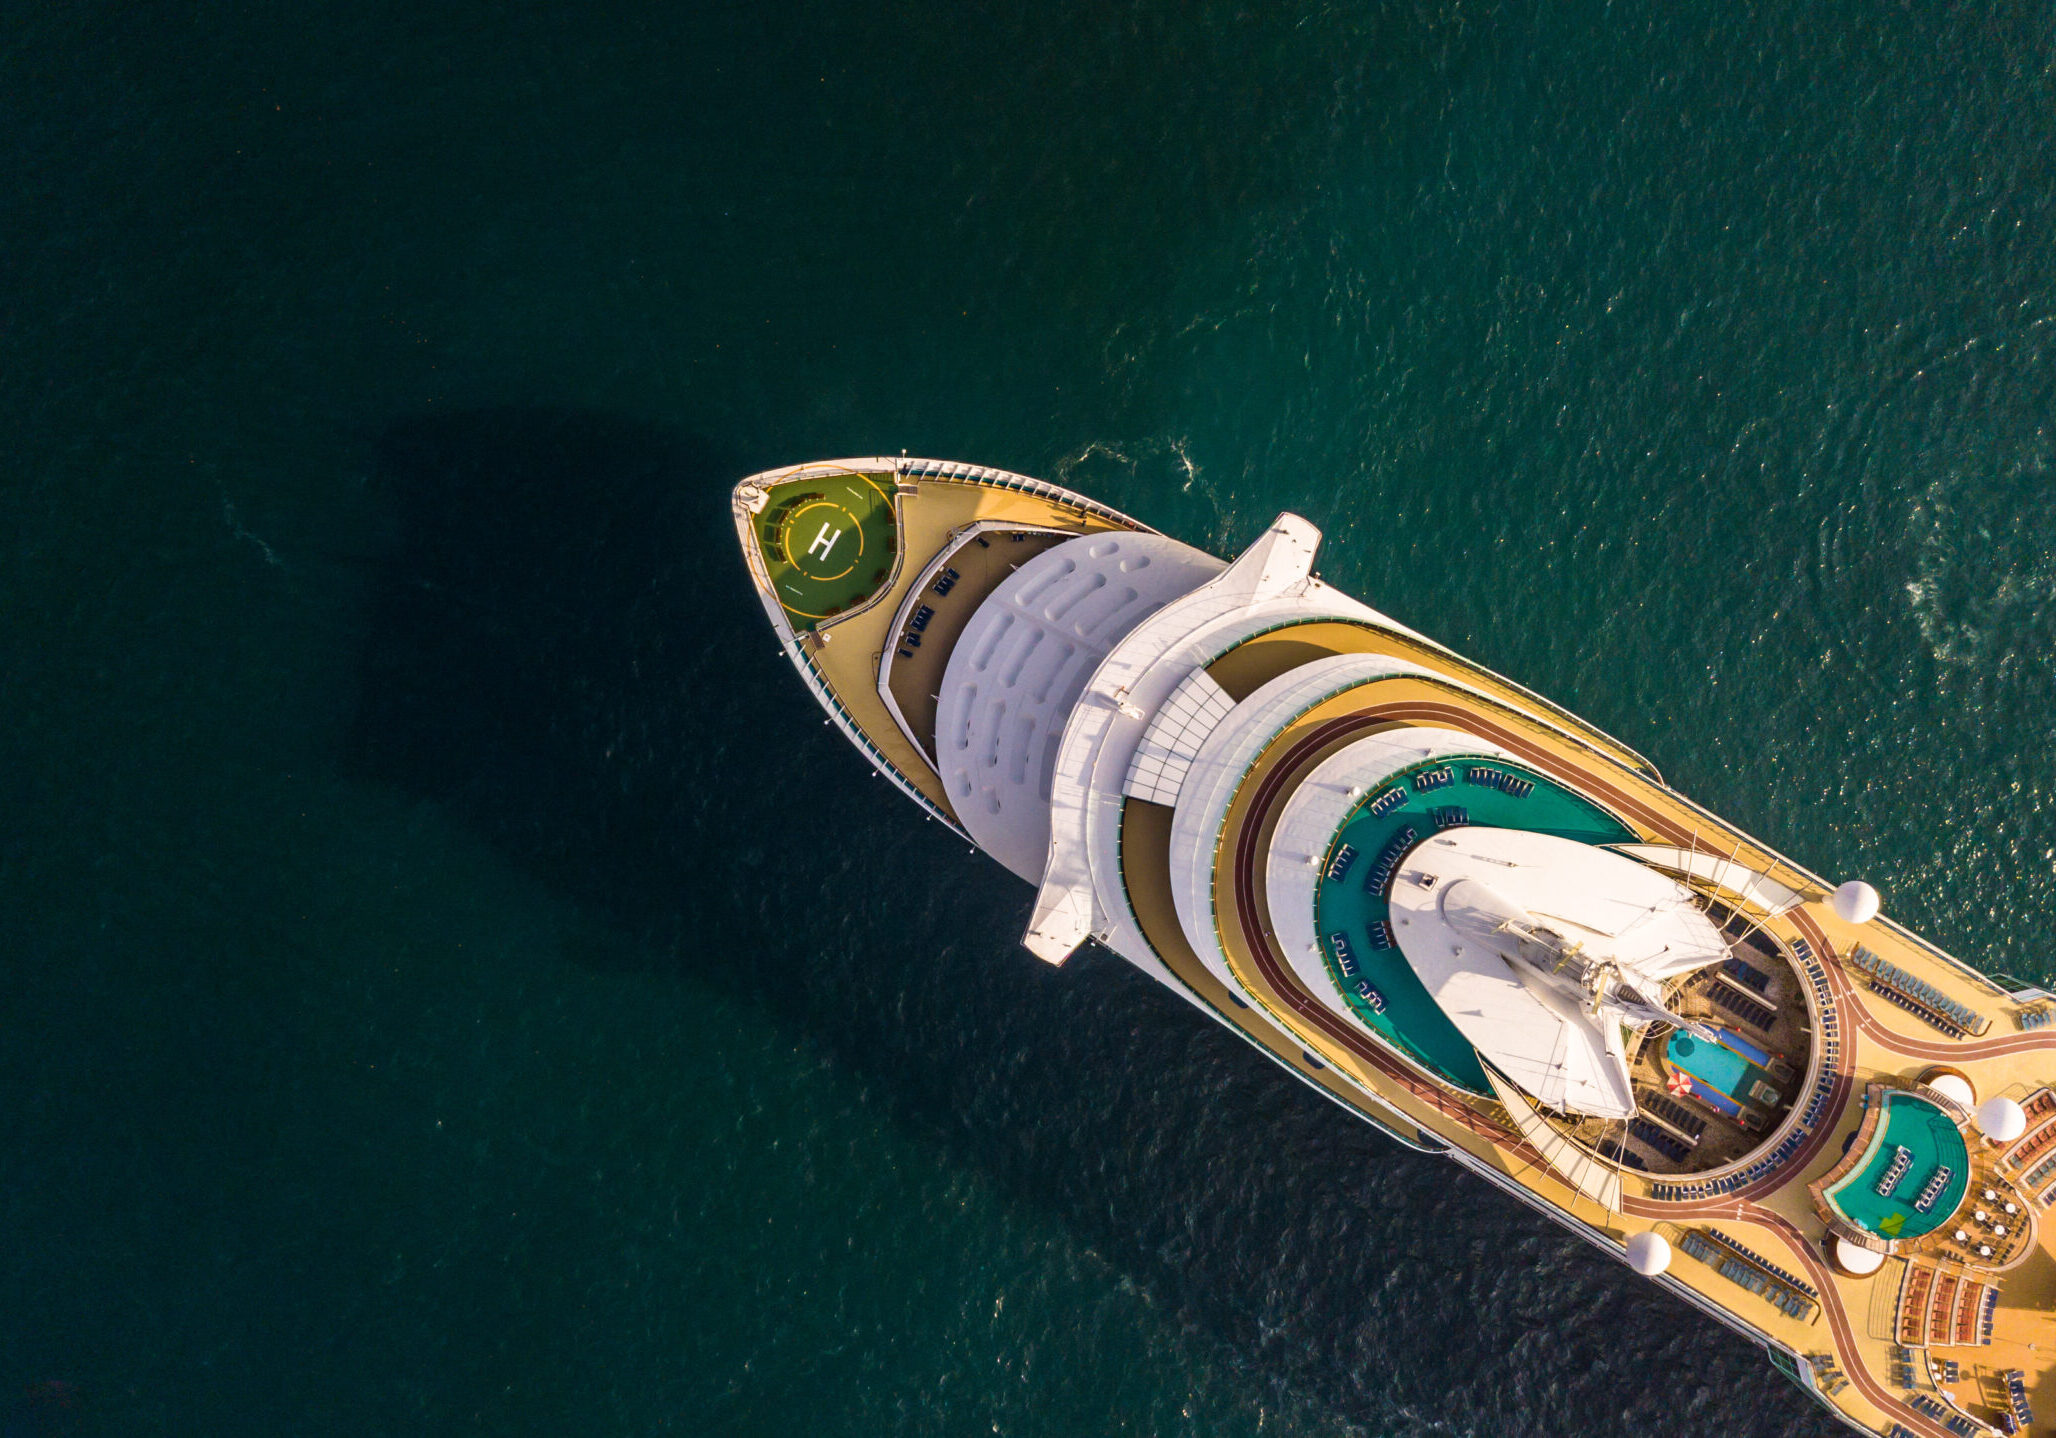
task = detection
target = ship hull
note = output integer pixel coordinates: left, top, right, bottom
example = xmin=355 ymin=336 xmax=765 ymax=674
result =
xmin=734 ymin=457 xmax=2055 ymax=1438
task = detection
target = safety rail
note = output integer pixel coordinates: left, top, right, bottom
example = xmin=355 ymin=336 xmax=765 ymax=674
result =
xmin=790 ymin=643 xmax=964 ymax=836
xmin=895 ymin=458 xmax=1145 ymax=531
xmin=1789 ymin=939 xmax=1843 ymax=1066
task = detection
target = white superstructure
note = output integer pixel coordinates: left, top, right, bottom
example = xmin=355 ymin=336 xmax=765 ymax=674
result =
xmin=934 ymin=530 xmax=1222 ymax=878
xmin=1388 ymin=828 xmax=1728 ymax=1117
xmin=736 ymin=457 xmax=2056 ymax=1438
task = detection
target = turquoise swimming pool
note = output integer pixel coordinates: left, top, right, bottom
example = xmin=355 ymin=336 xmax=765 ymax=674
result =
xmin=1663 ymin=1028 xmax=1787 ymax=1125
xmin=1823 ymin=1092 xmax=1971 ymax=1241
xmin=1668 ymin=1031 xmax=1746 ymax=1094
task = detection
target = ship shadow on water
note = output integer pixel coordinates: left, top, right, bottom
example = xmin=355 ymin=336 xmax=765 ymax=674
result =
xmin=347 ymin=408 xmax=1836 ymax=1438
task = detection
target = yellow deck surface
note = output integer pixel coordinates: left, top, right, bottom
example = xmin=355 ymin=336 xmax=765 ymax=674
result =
xmin=1188 ymin=627 xmax=2056 ymax=1438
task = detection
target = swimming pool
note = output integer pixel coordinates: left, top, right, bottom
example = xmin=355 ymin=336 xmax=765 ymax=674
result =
xmin=1664 ymin=1029 xmax=1786 ymax=1124
xmin=1668 ymin=1031 xmax=1747 ymax=1096
xmin=1822 ymin=1091 xmax=1971 ymax=1241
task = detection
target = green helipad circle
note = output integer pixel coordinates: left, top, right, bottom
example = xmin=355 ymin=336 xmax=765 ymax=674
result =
xmin=780 ymin=500 xmax=865 ymax=582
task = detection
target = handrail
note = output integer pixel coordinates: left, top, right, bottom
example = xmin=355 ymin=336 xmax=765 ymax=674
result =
xmin=894 ymin=458 xmax=1154 ymax=531
xmin=786 ymin=639 xmax=968 ymax=837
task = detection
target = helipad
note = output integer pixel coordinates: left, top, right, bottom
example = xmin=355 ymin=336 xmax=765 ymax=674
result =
xmin=754 ymin=469 xmax=899 ymax=627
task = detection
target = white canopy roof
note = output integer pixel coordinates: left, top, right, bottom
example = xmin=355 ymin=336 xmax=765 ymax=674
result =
xmin=1485 ymin=1068 xmax=1626 ymax=1211
xmin=1265 ymin=729 xmax=1515 ymax=1029
xmin=935 ymin=531 xmax=1222 ymax=879
xmin=1610 ymin=843 xmax=1807 ymax=917
xmin=1023 ymin=514 xmax=1384 ymax=962
xmin=1390 ymin=827 xmax=1730 ymax=1118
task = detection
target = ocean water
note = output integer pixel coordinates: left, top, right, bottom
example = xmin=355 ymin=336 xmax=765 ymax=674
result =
xmin=4 ymin=2 xmax=2053 ymax=1434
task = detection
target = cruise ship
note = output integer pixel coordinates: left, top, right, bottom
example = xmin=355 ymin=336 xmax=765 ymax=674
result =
xmin=732 ymin=456 xmax=2056 ymax=1438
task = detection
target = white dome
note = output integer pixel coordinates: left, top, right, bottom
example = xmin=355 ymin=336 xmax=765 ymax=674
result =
xmin=1831 ymin=880 xmax=1881 ymax=924
xmin=1926 ymin=1072 xmax=1976 ymax=1110
xmin=1834 ymin=1238 xmax=1886 ymax=1276
xmin=1624 ymin=1231 xmax=1672 ymax=1276
xmin=1978 ymin=1096 xmax=2028 ymax=1143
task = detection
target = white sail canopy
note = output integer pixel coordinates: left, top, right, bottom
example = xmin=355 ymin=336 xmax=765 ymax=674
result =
xmin=1390 ymin=828 xmax=1730 ymax=1118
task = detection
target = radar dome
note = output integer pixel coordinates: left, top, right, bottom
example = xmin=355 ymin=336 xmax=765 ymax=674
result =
xmin=1624 ymin=1231 xmax=1671 ymax=1277
xmin=1831 ymin=881 xmax=1881 ymax=924
xmin=1978 ymin=1096 xmax=2028 ymax=1144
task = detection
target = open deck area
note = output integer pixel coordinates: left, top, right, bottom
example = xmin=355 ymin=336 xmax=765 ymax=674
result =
xmin=743 ymin=472 xmax=2056 ymax=1438
xmin=1173 ymin=617 xmax=2056 ymax=1438
xmin=1572 ymin=916 xmax=1821 ymax=1177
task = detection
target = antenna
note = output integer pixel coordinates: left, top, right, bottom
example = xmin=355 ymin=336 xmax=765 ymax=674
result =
xmin=1599 ymin=1114 xmax=1632 ymax=1202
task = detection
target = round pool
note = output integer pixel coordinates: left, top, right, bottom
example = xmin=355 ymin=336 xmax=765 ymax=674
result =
xmin=1822 ymin=1091 xmax=1972 ymax=1242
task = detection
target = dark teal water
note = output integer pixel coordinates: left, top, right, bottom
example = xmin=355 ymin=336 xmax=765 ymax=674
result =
xmin=5 ymin=3 xmax=2053 ymax=1433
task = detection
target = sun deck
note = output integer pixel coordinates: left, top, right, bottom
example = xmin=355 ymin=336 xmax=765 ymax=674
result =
xmin=1576 ymin=921 xmax=1819 ymax=1177
xmin=1176 ymin=615 xmax=2056 ymax=1438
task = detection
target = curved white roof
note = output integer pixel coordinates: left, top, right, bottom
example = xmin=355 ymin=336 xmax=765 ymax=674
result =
xmin=1026 ymin=516 xmax=1391 ymax=961
xmin=1024 ymin=511 xmax=1622 ymax=969
xmin=1625 ymin=1230 xmax=1672 ymax=1275
xmin=1167 ymin=654 xmax=1435 ymax=984
xmin=1832 ymin=879 xmax=1882 ymax=924
xmin=1486 ymin=1068 xmax=1626 ymax=1210
xmin=1978 ymin=1096 xmax=2027 ymax=1142
xmin=1266 ymin=729 xmax=1517 ymax=1025
xmin=1390 ymin=828 xmax=1729 ymax=1118
xmin=936 ymin=531 xmax=1223 ymax=878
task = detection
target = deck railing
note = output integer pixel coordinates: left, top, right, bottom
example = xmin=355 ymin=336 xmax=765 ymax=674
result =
xmin=894 ymin=458 xmax=1146 ymax=531
xmin=787 ymin=640 xmax=966 ymax=837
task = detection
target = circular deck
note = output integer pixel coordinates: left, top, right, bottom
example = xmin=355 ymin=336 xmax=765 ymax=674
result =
xmin=1822 ymin=1091 xmax=1971 ymax=1242
xmin=758 ymin=470 xmax=899 ymax=625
